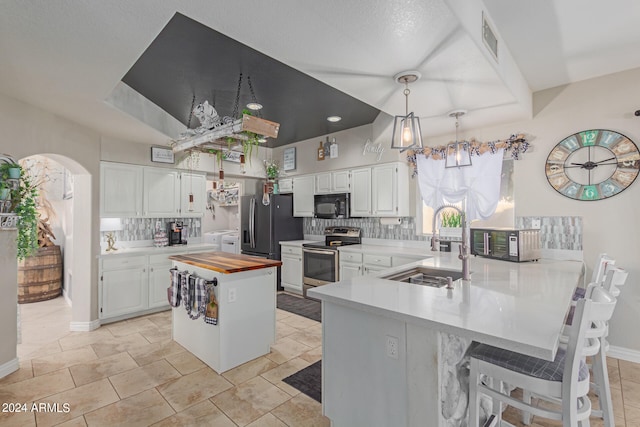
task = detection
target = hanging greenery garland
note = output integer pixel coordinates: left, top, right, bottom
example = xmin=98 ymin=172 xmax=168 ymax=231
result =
xmin=405 ymin=133 xmax=530 ymax=176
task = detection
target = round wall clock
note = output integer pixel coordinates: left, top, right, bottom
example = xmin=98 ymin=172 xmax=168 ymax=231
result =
xmin=545 ymin=129 xmax=639 ymax=200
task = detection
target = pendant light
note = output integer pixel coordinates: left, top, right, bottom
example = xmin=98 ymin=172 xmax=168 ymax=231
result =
xmin=445 ymin=110 xmax=472 ymax=168
xmin=391 ymin=71 xmax=423 ymax=151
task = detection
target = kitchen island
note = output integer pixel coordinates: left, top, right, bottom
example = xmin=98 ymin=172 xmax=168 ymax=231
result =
xmin=308 ymin=253 xmax=583 ymax=427
xmin=169 ymin=251 xmax=281 ymax=373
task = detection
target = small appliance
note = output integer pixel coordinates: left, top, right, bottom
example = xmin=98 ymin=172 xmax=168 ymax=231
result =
xmin=302 ymin=226 xmax=361 ymax=299
xmin=167 ymin=221 xmax=187 ymax=246
xmin=470 ymin=228 xmax=540 ymax=262
xmin=314 ymin=193 xmax=350 ymax=219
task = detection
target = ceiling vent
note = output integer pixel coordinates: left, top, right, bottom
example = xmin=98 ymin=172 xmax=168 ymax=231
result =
xmin=482 ymin=12 xmax=498 ymax=62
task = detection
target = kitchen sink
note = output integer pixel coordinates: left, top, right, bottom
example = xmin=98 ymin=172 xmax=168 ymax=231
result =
xmin=381 ymin=267 xmax=464 ymax=288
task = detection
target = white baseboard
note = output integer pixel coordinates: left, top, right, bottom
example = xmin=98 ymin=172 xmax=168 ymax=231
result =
xmin=0 ymin=358 xmax=19 ymax=379
xmin=608 ymin=345 xmax=640 ymax=363
xmin=69 ymin=319 xmax=101 ymax=332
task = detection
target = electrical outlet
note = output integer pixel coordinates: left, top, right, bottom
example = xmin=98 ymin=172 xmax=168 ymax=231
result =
xmin=386 ymin=335 xmax=399 ymax=359
xmin=531 ymin=218 xmax=541 ymax=229
xmin=228 ymin=288 xmax=237 ymax=303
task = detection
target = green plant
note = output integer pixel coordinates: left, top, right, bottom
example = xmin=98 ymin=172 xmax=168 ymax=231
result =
xmin=264 ymin=161 xmax=280 ymax=179
xmin=441 ymin=211 xmax=461 ymax=228
xmin=13 ymin=169 xmax=39 ymax=260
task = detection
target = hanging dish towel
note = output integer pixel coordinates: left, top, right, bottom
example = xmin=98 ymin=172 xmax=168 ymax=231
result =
xmin=204 ymin=285 xmax=218 ymax=325
xmin=167 ymin=268 xmax=182 ymax=307
xmin=182 ymin=274 xmax=208 ymax=320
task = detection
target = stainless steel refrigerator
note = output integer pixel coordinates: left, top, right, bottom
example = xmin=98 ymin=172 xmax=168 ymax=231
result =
xmin=241 ymin=194 xmax=303 ymax=289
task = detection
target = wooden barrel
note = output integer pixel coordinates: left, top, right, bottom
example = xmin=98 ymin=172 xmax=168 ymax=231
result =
xmin=17 ymin=245 xmax=63 ymax=304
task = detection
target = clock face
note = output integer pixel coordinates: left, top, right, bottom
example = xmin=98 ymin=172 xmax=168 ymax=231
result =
xmin=545 ymin=129 xmax=640 ymax=200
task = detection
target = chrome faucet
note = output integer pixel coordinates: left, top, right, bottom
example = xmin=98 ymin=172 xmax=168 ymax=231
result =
xmin=431 ymin=205 xmax=471 ymax=281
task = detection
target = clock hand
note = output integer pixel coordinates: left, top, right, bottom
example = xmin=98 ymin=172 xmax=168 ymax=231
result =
xmin=594 ymin=157 xmax=616 ymax=164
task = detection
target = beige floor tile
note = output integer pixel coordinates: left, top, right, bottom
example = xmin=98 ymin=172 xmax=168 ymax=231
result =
xmin=266 ymin=337 xmax=313 ymax=365
xmin=621 ymin=359 xmax=640 ymax=383
xmin=151 ymin=400 xmax=236 ymax=427
xmin=287 ymin=328 xmax=322 ymax=348
xmin=623 ymin=377 xmax=640 ymax=410
xmin=270 ymin=392 xmax=330 ymax=427
xmin=127 ymin=339 xmax=186 ymax=366
xmin=69 ymin=352 xmax=139 ymax=386
xmin=145 ymin=311 xmax=172 ymax=328
xmin=55 ymin=417 xmax=88 ymax=427
xmin=58 ymin=328 xmax=114 ymax=351
xmin=34 ymin=378 xmax=119 ymax=427
xmin=276 ymin=309 xmax=294 ymax=320
xmin=280 ymin=314 xmax=319 ymax=330
xmin=109 ymin=359 xmax=181 ymax=399
xmin=18 ymin=339 xmax=63 ymax=361
xmin=299 ymin=346 xmax=322 ymax=364
xmin=0 ymin=406 xmax=36 ymax=427
xmin=246 ymin=412 xmax=288 ymax=427
xmin=104 ymin=317 xmax=159 ymax=337
xmin=611 ymin=386 xmax=625 ymax=418
xmin=89 ymin=332 xmax=151 ymax=359
xmin=31 ymin=346 xmax=98 ymax=376
xmin=0 ymin=368 xmax=75 ymax=403
xmin=275 ymin=321 xmax=299 ymax=340
xmin=139 ymin=326 xmax=172 ymax=343
xmin=0 ymin=359 xmax=33 ymax=386
xmin=157 ymin=366 xmax=233 ymax=412
xmin=165 ymin=350 xmax=206 ymax=375
xmin=222 ymin=356 xmax=279 ymax=386
xmin=211 ymin=376 xmax=291 ymax=426
xmin=83 ymin=388 xmax=175 ymax=427
xmin=261 ymin=357 xmax=311 ymax=396
xmin=627 ymin=403 xmax=640 ymax=424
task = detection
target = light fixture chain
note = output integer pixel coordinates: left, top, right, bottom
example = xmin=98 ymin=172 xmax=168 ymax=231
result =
xmin=231 ymin=73 xmax=243 ymax=119
xmin=186 ymin=94 xmax=196 ymax=129
xmin=404 ymin=85 xmax=410 ymax=116
xmin=247 ymin=76 xmax=262 ymax=118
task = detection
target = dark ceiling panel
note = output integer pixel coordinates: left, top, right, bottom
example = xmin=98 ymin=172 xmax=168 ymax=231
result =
xmin=122 ymin=12 xmax=380 ymax=147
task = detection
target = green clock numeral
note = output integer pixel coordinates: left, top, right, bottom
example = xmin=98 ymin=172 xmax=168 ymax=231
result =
xmin=580 ymin=130 xmax=598 ymax=147
xmin=580 ymin=185 xmax=599 ymax=200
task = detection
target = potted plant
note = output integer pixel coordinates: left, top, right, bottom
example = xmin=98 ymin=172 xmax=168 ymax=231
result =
xmin=439 ymin=211 xmax=462 ymax=239
xmin=0 ymin=158 xmax=22 ymax=180
xmin=264 ymin=160 xmax=280 ymax=180
xmin=13 ymin=168 xmax=39 ymax=260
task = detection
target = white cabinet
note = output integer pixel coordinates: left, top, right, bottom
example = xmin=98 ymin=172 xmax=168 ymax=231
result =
xmin=180 ymin=172 xmax=206 ymax=216
xmin=350 ymin=168 xmax=372 ymax=216
xmin=101 ymin=163 xmax=143 ymax=217
xmin=293 ymin=175 xmax=315 ymax=217
xmin=148 ymin=253 xmax=174 ymax=309
xmin=278 ymin=178 xmax=293 ymax=193
xmin=363 ymin=253 xmax=392 ymax=276
xmin=315 ymin=171 xmax=350 ymax=194
xmin=100 ymin=255 xmax=148 ymax=319
xmin=281 ymin=244 xmax=303 ymax=294
xmin=339 ymin=251 xmax=363 ymax=280
xmin=143 ymin=168 xmax=180 ymax=217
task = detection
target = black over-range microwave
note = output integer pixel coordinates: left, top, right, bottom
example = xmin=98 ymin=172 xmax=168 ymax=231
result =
xmin=314 ymin=193 xmax=350 ymax=219
xmin=470 ymin=228 xmax=541 ymax=262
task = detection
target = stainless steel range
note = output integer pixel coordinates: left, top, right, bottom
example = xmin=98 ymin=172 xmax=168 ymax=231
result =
xmin=302 ymin=226 xmax=361 ymax=299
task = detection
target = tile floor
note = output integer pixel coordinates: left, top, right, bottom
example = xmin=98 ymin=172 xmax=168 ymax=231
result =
xmin=1 ymin=296 xmax=639 ymax=426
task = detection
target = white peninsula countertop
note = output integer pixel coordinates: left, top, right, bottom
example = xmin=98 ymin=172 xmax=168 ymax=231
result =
xmin=309 ymin=253 xmax=584 ymax=360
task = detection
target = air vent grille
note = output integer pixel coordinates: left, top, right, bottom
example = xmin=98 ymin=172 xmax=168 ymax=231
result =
xmin=482 ymin=12 xmax=498 ymax=62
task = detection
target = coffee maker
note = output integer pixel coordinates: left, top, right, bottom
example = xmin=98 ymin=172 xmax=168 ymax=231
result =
xmin=167 ymin=221 xmax=187 ymax=246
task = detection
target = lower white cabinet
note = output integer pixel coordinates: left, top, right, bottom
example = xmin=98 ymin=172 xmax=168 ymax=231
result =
xmin=338 ymin=250 xmax=426 ymax=279
xmin=339 ymin=262 xmax=362 ymax=280
xmin=148 ymin=254 xmax=175 ymax=309
xmin=100 ymin=255 xmax=148 ymax=319
xmin=281 ymin=244 xmax=303 ymax=294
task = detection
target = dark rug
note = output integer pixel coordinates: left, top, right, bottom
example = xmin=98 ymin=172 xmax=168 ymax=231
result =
xmin=277 ymin=293 xmax=321 ymax=322
xmin=283 ymin=360 xmax=322 ymax=403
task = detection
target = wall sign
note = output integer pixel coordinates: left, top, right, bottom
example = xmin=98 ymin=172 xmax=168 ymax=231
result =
xmin=283 ymin=147 xmax=296 ymax=170
xmin=363 ymin=139 xmax=385 ymax=162
xmin=151 ymin=146 xmax=175 ymax=164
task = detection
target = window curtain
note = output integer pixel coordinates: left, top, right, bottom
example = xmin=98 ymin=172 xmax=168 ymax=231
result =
xmin=416 ymin=149 xmax=504 ymax=222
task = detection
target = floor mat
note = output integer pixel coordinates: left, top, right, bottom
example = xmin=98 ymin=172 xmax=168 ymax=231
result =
xmin=277 ymin=293 xmax=321 ymax=322
xmin=282 ymin=360 xmax=321 ymax=403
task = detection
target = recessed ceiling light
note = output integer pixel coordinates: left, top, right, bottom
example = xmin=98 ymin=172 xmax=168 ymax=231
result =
xmin=247 ymin=102 xmax=263 ymax=111
xmin=327 ymin=116 xmax=342 ymax=122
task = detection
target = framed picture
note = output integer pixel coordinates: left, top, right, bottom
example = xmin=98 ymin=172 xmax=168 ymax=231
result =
xmin=283 ymin=147 xmax=296 ymax=171
xmin=151 ymin=146 xmax=175 ymax=164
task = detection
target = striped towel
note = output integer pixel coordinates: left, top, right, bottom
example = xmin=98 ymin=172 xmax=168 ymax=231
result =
xmin=167 ymin=268 xmax=182 ymax=307
xmin=182 ymin=274 xmax=208 ymax=320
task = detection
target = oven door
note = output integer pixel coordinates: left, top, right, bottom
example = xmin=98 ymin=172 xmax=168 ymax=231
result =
xmin=302 ymin=247 xmax=339 ymax=299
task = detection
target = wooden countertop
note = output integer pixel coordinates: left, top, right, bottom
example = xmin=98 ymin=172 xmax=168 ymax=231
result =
xmin=169 ymin=251 xmax=282 ymax=274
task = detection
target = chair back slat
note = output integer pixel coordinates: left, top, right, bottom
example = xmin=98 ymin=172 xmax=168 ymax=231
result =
xmin=591 ymin=253 xmax=615 ymax=285
xmin=603 ymin=266 xmax=628 ymax=297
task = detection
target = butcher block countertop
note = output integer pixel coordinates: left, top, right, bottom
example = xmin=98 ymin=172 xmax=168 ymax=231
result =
xmin=169 ymin=251 xmax=282 ymax=274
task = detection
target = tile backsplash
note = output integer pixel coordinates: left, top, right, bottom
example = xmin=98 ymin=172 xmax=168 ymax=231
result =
xmin=516 ymin=216 xmax=582 ymax=250
xmin=103 ymin=217 xmax=202 ymax=242
xmin=304 ymin=217 xmax=428 ymax=241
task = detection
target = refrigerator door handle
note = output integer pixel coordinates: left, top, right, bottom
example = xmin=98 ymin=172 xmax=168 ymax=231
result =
xmin=249 ymin=197 xmax=256 ymax=248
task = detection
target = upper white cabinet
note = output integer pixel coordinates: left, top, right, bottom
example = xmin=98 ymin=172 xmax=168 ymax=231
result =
xmin=293 ymin=175 xmax=315 ymax=217
xmin=143 ymin=168 xmax=180 ymax=217
xmin=180 ymin=173 xmax=206 ymax=217
xmin=315 ymin=170 xmax=350 ymax=194
xmin=101 ymin=163 xmax=143 ymax=217
xmin=350 ymin=168 xmax=372 ymax=217
xmin=371 ymin=163 xmax=409 ymax=216
xmin=100 ymin=162 xmax=205 ymax=218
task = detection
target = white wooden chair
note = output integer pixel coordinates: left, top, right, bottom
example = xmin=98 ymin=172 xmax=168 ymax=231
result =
xmin=468 ymin=286 xmax=617 ymax=427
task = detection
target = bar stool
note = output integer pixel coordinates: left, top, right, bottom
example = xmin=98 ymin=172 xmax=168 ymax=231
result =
xmin=468 ymin=286 xmax=617 ymax=427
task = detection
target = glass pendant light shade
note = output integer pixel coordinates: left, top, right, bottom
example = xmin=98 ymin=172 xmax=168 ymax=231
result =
xmin=390 ymin=72 xmax=423 ymax=151
xmin=444 ymin=110 xmax=472 ymax=168
xmin=391 ymin=112 xmax=423 ymax=151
